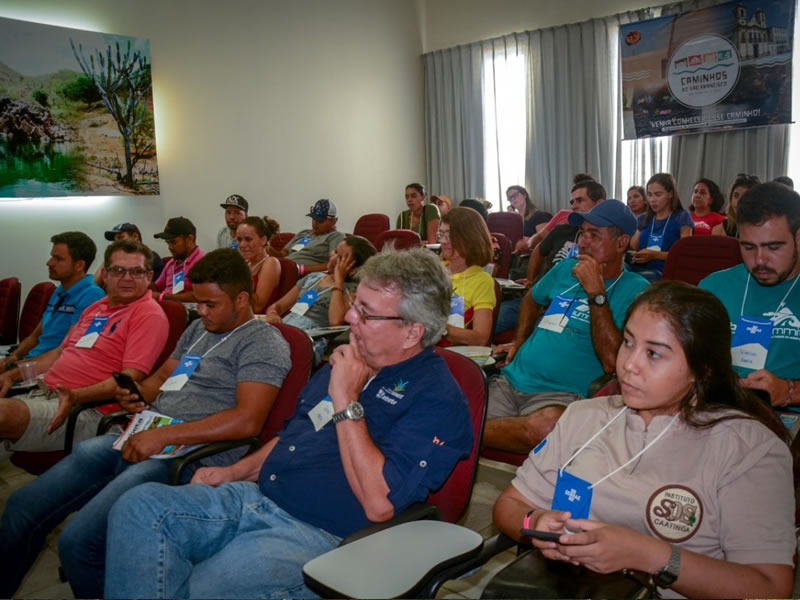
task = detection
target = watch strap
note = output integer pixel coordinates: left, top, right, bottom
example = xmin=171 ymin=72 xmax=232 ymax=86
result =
xmin=653 ymin=543 xmax=681 ymax=587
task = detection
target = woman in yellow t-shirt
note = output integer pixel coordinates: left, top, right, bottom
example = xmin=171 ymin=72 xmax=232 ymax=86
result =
xmin=440 ymin=206 xmax=496 ymax=346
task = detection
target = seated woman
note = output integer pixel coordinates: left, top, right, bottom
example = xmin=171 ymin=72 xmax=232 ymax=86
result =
xmin=712 ymin=174 xmax=761 ymax=238
xmin=265 ymin=236 xmax=376 ymax=362
xmin=507 ymin=185 xmax=551 ymax=252
xmin=439 ymin=206 xmax=496 ymax=346
xmin=396 ymin=182 xmax=440 ymax=244
xmin=688 ymin=178 xmax=725 ymax=235
xmin=630 ymin=173 xmax=693 ymax=281
xmin=236 ymin=216 xmax=281 ymax=313
xmin=431 ymin=194 xmax=452 ymax=217
xmin=626 ymin=185 xmax=646 ymax=218
xmin=492 ymin=281 xmax=794 ymax=599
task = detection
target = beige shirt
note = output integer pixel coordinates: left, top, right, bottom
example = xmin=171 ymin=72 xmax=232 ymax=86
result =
xmin=513 ymin=396 xmax=795 ymax=596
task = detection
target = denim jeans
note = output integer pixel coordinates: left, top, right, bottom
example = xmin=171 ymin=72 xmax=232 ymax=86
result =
xmin=0 ymin=434 xmax=171 ymax=598
xmin=493 ymin=296 xmax=522 ymax=334
xmin=104 ymin=481 xmax=342 ymax=599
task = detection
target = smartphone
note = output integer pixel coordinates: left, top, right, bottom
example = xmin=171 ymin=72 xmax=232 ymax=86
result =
xmin=520 ymin=528 xmax=563 ymax=542
xmin=491 ymin=351 xmax=508 ymax=363
xmin=112 ymin=371 xmax=141 ymax=397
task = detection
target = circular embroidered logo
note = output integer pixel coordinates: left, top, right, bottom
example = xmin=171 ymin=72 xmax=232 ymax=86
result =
xmin=646 ymin=485 xmax=703 ymax=543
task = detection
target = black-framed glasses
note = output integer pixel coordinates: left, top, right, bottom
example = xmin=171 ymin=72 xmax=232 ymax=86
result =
xmin=107 ymin=266 xmax=149 ymax=279
xmin=345 ymin=289 xmax=406 ymax=323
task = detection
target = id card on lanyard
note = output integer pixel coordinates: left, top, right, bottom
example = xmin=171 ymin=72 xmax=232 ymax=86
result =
xmin=291 ymin=236 xmax=312 ymax=252
xmin=172 ymin=269 xmax=186 ymax=294
xmin=291 ymin=288 xmax=320 ymax=316
xmin=538 ymin=294 xmax=577 ymax=334
xmin=646 ymin=214 xmax=671 ymax=252
xmin=75 ymin=316 xmax=109 ymax=348
xmin=448 ymin=295 xmax=465 ymax=328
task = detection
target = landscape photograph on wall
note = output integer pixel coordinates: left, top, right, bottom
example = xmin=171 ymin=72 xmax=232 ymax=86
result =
xmin=0 ymin=17 xmax=159 ymax=197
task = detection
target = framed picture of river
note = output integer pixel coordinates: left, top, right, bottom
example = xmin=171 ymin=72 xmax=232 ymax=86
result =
xmin=0 ymin=17 xmax=159 ymax=197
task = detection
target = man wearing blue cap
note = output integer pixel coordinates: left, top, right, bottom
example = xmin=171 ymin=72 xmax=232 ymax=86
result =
xmin=485 ymin=200 xmax=648 ymax=454
xmin=271 ymin=199 xmax=345 ymax=277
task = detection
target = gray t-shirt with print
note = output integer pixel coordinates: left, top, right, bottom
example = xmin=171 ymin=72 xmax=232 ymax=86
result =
xmin=285 ymin=229 xmax=345 ymax=266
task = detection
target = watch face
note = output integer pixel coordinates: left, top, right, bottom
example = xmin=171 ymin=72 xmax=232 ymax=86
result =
xmin=593 ymin=294 xmax=606 ymax=306
xmin=348 ymin=402 xmax=365 ymax=419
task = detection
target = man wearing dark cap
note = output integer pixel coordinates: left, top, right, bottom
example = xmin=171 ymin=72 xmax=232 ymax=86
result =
xmin=151 ymin=217 xmax=206 ymax=302
xmin=271 ymin=199 xmax=345 ymax=276
xmin=100 ymin=223 xmax=164 ymax=281
xmin=217 ymin=194 xmax=249 ymax=249
xmin=485 ymin=200 xmax=648 ymax=454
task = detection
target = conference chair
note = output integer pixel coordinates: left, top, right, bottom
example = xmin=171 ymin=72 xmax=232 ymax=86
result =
xmin=491 ymin=233 xmax=513 ymax=279
xmin=487 ymin=212 xmax=524 ymax=246
xmin=10 ymin=300 xmax=188 ymax=475
xmin=302 ymin=347 xmax=487 ymax=598
xmin=264 ymin=258 xmax=300 ymax=309
xmin=374 ymin=229 xmax=422 ymax=251
xmin=0 ymin=277 xmax=21 ymax=345
xmin=17 ymin=281 xmax=56 ymax=342
xmin=353 ymin=213 xmax=390 ymax=246
xmin=661 ymin=235 xmax=742 ymax=285
xmin=270 ymin=232 xmax=295 ymax=251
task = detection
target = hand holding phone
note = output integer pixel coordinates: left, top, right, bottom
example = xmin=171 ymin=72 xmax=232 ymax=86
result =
xmin=520 ymin=528 xmax=563 ymax=542
xmin=112 ymin=371 xmax=148 ymax=412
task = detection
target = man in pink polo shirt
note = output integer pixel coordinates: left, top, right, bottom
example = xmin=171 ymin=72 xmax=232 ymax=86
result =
xmin=0 ymin=239 xmax=168 ymax=460
xmin=151 ymin=216 xmax=205 ymax=303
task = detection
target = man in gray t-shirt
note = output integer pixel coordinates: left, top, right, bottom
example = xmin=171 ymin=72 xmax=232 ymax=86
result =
xmin=272 ymin=199 xmax=345 ymax=274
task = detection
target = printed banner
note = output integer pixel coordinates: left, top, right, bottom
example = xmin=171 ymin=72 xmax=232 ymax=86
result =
xmin=620 ymin=0 xmax=794 ymax=138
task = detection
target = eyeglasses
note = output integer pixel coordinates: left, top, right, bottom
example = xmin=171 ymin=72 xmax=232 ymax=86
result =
xmin=345 ymin=289 xmax=406 ymax=323
xmin=438 ymin=230 xmax=451 ymax=241
xmin=107 ymin=266 xmax=149 ymax=279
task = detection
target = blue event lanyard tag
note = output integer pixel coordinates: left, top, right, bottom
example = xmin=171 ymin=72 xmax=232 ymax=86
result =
xmin=538 ymin=294 xmax=577 ymax=334
xmin=552 ymin=470 xmax=593 ymax=519
xmin=291 ymin=236 xmax=312 ymax=252
xmin=291 ymin=288 xmax=321 ymax=316
xmin=646 ymin=214 xmax=671 ymax=251
xmin=172 ymin=269 xmax=186 ymax=294
xmin=731 ymin=316 xmax=772 ymax=372
xmin=447 ymin=294 xmax=465 ymax=328
xmin=74 ymin=316 xmax=109 ymax=348
xmin=565 ymin=243 xmax=579 ymax=259
xmin=160 ymin=353 xmax=202 ymax=392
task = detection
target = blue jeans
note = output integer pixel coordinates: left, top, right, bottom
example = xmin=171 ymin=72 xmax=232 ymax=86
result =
xmin=104 ymin=481 xmax=341 ymax=599
xmin=0 ymin=434 xmax=171 ymax=598
xmin=494 ymin=296 xmax=522 ymax=334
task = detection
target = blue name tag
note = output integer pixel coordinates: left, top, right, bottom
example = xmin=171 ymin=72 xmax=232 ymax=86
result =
xmin=291 ymin=236 xmax=312 ymax=251
xmin=731 ymin=315 xmax=772 ymax=372
xmin=447 ymin=295 xmax=465 ymax=328
xmin=160 ymin=353 xmax=202 ymax=392
xmin=291 ymin=288 xmax=320 ymax=316
xmin=75 ymin=316 xmax=109 ymax=348
xmin=646 ymin=233 xmax=663 ymax=251
xmin=552 ymin=470 xmax=592 ymax=519
xmin=172 ymin=270 xmax=186 ymax=294
xmin=565 ymin=243 xmax=579 ymax=259
xmin=538 ymin=294 xmax=576 ymax=334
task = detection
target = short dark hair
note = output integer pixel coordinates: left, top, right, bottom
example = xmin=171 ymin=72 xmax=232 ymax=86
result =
xmin=405 ymin=182 xmax=426 ymax=196
xmin=187 ymin=248 xmax=253 ymax=301
xmin=736 ymin=182 xmax=800 ymax=236
xmin=343 ymin=235 xmax=377 ymax=270
xmin=50 ymin=231 xmax=97 ymax=272
xmin=571 ymin=175 xmax=607 ymax=202
xmin=104 ymin=239 xmax=154 ymax=271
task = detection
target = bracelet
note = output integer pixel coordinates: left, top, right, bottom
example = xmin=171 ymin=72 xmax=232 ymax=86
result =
xmin=158 ymin=291 xmax=166 ymax=302
xmin=784 ymin=379 xmax=795 ymax=407
xmin=522 ymin=509 xmax=540 ymax=530
xmin=331 ymin=286 xmax=344 ymax=293
xmin=298 ymin=264 xmax=305 ymax=277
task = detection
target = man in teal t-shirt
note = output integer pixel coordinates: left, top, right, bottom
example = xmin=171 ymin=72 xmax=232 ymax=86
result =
xmin=486 ymin=200 xmax=648 ymax=453
xmin=699 ymin=182 xmax=800 ymax=407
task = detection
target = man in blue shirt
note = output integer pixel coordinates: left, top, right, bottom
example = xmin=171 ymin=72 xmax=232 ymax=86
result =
xmin=102 ymin=248 xmax=474 ymax=599
xmin=487 ymin=200 xmax=649 ymax=453
xmin=0 ymin=232 xmax=104 ymax=370
xmin=699 ymin=182 xmax=800 ymax=407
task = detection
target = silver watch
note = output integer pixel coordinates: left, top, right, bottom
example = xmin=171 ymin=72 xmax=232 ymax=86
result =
xmin=331 ymin=401 xmax=365 ymax=424
xmin=653 ymin=544 xmax=681 ymax=587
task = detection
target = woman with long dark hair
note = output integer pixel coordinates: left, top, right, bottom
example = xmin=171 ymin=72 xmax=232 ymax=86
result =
xmin=396 ymin=183 xmax=440 ymax=244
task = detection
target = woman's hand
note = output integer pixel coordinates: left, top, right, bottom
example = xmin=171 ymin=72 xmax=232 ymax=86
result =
xmin=633 ymin=249 xmax=659 ymax=264
xmin=334 ymin=253 xmax=355 ymax=286
xmin=525 ymin=510 xmax=574 ymax=562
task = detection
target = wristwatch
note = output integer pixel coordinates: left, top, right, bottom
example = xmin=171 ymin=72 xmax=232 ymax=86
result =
xmin=331 ymin=401 xmax=365 ymax=424
xmin=653 ymin=544 xmax=681 ymax=587
xmin=587 ymin=293 xmax=607 ymax=307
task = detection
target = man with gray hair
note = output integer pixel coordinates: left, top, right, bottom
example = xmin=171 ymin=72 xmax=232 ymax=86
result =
xmin=103 ymin=248 xmax=475 ymax=599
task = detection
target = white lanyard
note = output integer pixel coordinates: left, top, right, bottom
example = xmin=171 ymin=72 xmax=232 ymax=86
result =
xmin=559 ymin=405 xmax=679 ymax=490
xmin=740 ymin=271 xmax=800 ymax=317
xmin=186 ymin=318 xmax=256 ymax=358
xmin=649 ymin=213 xmax=672 ymax=240
xmin=559 ymin=271 xmax=624 ymax=298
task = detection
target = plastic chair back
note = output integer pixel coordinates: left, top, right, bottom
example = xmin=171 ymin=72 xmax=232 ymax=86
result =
xmin=487 ymin=212 xmax=524 ymax=246
xmin=491 ymin=233 xmax=513 ymax=279
xmin=0 ymin=277 xmax=21 ymax=345
xmin=353 ymin=214 xmax=390 ymax=246
xmin=270 ymin=232 xmax=296 ymax=251
xmin=375 ymin=229 xmax=422 ymax=252
xmin=18 ymin=282 xmax=56 ymax=342
xmin=661 ymin=235 xmax=742 ymax=285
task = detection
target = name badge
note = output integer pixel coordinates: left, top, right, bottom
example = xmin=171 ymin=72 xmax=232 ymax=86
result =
xmin=172 ymin=270 xmax=186 ymax=294
xmin=646 ymin=233 xmax=663 ymax=252
xmin=731 ymin=315 xmax=772 ymax=372
xmin=75 ymin=316 xmax=109 ymax=348
xmin=229 ymin=240 xmax=239 ymax=250
xmin=291 ymin=236 xmax=312 ymax=252
xmin=308 ymin=395 xmax=334 ymax=431
xmin=447 ymin=295 xmax=465 ymax=328
xmin=160 ymin=353 xmax=202 ymax=392
xmin=538 ymin=294 xmax=576 ymax=334
xmin=565 ymin=243 xmax=579 ymax=259
xmin=291 ymin=288 xmax=320 ymax=317
xmin=552 ymin=470 xmax=592 ymax=519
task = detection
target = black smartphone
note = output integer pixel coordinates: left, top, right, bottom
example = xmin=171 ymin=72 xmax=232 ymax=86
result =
xmin=491 ymin=351 xmax=508 ymax=363
xmin=520 ymin=528 xmax=563 ymax=541
xmin=112 ymin=371 xmax=140 ymax=396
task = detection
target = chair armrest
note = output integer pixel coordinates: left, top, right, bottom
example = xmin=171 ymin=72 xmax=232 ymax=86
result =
xmin=339 ymin=501 xmax=441 ymax=545
xmin=168 ymin=437 xmax=261 ymax=485
xmin=64 ymin=398 xmax=122 ymax=454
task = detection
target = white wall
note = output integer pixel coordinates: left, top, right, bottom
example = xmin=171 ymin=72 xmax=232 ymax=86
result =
xmin=0 ymin=0 xmax=426 ymax=298
xmin=423 ymin=0 xmax=656 ymax=52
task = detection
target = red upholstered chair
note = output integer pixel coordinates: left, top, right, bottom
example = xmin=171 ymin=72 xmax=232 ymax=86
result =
xmin=265 ymin=258 xmax=300 ymax=309
xmin=0 ymin=277 xmax=21 ymax=345
xmin=270 ymin=232 xmax=296 ymax=251
xmin=487 ymin=212 xmax=524 ymax=246
xmin=303 ymin=347 xmax=487 ymax=598
xmin=374 ymin=229 xmax=422 ymax=251
xmin=18 ymin=282 xmax=56 ymax=342
xmin=491 ymin=233 xmax=513 ymax=279
xmin=661 ymin=235 xmax=742 ymax=285
xmin=353 ymin=214 xmax=390 ymax=246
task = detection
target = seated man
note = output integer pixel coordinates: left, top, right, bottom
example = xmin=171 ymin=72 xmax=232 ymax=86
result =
xmin=270 ymin=199 xmax=345 ymax=275
xmin=0 ymin=239 xmax=168 ymax=461
xmin=0 ymin=248 xmax=291 ymax=599
xmin=151 ymin=217 xmax=206 ymax=302
xmin=103 ymin=248 xmax=474 ymax=599
xmin=97 ymin=222 xmax=165 ymax=282
xmin=217 ymin=193 xmax=249 ymax=249
xmin=487 ymin=200 xmax=648 ymax=453
xmin=0 ymin=231 xmax=104 ymax=370
xmin=699 ymin=182 xmax=800 ymax=407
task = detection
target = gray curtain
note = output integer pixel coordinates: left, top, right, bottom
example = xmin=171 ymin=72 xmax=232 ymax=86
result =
xmin=424 ymin=44 xmax=484 ymax=202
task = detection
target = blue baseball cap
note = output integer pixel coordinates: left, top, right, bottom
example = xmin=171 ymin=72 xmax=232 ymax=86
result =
xmin=568 ymin=199 xmax=637 ymax=237
xmin=307 ymin=199 xmax=337 ymax=221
